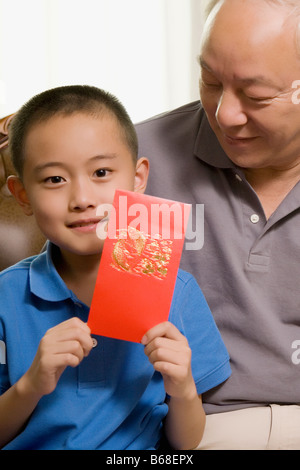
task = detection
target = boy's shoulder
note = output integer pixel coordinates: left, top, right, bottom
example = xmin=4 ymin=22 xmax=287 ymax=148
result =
xmin=175 ymin=268 xmax=198 ymax=289
xmin=173 ymin=268 xmax=206 ymax=309
xmin=0 ymin=256 xmax=37 ymax=284
xmin=172 ymin=268 xmax=210 ymax=318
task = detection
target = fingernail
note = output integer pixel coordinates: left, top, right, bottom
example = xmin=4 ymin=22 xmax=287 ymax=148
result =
xmin=141 ymin=335 xmax=147 ymax=345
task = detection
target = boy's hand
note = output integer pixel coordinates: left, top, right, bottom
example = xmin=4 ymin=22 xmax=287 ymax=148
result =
xmin=22 ymin=318 xmax=93 ymax=398
xmin=142 ymin=322 xmax=197 ymax=400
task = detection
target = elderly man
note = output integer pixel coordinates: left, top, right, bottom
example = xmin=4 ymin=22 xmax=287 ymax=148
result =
xmin=136 ymin=0 xmax=300 ymax=450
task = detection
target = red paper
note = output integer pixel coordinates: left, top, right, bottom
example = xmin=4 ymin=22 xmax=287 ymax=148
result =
xmin=88 ymin=190 xmax=191 ymax=343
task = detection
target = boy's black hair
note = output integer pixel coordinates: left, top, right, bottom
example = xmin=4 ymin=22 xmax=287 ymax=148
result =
xmin=9 ymin=85 xmax=138 ymax=178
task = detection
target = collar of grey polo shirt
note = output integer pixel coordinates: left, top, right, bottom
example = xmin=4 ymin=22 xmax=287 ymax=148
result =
xmin=29 ymin=242 xmax=72 ymax=302
xmin=194 ymin=112 xmax=236 ymax=169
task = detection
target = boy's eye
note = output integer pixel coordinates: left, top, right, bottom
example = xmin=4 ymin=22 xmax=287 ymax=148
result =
xmin=45 ymin=176 xmax=64 ymax=184
xmin=95 ymin=169 xmax=109 ymax=178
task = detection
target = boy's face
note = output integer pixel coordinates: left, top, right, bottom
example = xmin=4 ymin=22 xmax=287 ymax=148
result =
xmin=9 ymin=112 xmax=148 ymax=258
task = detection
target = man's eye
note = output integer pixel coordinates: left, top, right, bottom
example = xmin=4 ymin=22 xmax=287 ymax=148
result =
xmin=201 ymin=80 xmax=222 ymax=91
xmin=247 ymin=96 xmax=273 ymax=103
xmin=202 ymin=80 xmax=221 ymax=87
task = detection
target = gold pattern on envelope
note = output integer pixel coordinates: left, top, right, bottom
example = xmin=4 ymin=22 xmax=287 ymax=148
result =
xmin=111 ymin=227 xmax=173 ymax=280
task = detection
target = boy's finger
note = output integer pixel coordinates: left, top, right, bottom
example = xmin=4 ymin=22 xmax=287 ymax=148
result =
xmin=144 ymin=336 xmax=186 ymax=359
xmin=44 ymin=319 xmax=93 ymax=355
xmin=141 ymin=321 xmax=185 ymax=345
xmin=147 ymin=348 xmax=190 ymax=368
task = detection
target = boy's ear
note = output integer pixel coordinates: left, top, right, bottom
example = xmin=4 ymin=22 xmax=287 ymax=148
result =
xmin=6 ymin=175 xmax=33 ymax=216
xmin=134 ymin=157 xmax=149 ymax=194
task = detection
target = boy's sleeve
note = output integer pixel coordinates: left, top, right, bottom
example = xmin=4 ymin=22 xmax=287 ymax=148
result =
xmin=169 ymin=272 xmax=231 ymax=395
xmin=0 ymin=323 xmax=9 ymax=395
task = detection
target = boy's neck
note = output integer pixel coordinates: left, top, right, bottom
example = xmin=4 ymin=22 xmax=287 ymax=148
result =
xmin=54 ymin=249 xmax=101 ymax=307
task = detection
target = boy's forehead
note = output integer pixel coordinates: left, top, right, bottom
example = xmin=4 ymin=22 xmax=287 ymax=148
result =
xmin=34 ymin=109 xmax=114 ymax=128
xmin=24 ymin=111 xmax=135 ymax=163
xmin=26 ymin=111 xmax=122 ymax=143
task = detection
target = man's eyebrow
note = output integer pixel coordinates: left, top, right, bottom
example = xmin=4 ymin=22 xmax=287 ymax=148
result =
xmin=199 ymin=57 xmax=212 ymax=72
xmin=199 ymin=57 xmax=278 ymax=88
xmin=34 ymin=154 xmax=118 ymax=173
xmin=237 ymin=76 xmax=279 ymax=88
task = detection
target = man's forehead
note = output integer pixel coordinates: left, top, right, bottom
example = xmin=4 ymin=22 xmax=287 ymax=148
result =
xmin=201 ymin=0 xmax=298 ymax=53
xmin=199 ymin=1 xmax=300 ymax=85
xmin=206 ymin=0 xmax=300 ymax=16
xmin=204 ymin=0 xmax=295 ymax=30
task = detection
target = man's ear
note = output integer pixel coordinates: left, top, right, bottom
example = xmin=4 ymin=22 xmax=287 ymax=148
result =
xmin=134 ymin=157 xmax=149 ymax=194
xmin=6 ymin=175 xmax=33 ymax=216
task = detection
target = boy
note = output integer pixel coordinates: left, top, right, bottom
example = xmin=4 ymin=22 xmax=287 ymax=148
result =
xmin=0 ymin=85 xmax=230 ymax=450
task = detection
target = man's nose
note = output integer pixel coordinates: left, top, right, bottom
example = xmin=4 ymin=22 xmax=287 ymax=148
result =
xmin=69 ymin=179 xmax=97 ymax=211
xmin=215 ymin=90 xmax=248 ymax=130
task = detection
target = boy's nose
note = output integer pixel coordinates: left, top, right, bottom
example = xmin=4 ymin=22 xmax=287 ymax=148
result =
xmin=69 ymin=180 xmax=97 ymax=211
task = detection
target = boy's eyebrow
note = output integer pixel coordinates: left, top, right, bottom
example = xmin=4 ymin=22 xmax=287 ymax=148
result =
xmin=33 ymin=154 xmax=118 ymax=173
xmin=90 ymin=154 xmax=118 ymax=163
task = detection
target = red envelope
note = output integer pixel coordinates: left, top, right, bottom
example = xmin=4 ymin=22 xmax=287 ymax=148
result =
xmin=88 ymin=190 xmax=191 ymax=343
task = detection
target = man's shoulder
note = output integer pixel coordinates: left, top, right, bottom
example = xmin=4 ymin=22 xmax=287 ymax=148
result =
xmin=136 ymin=101 xmax=203 ymax=132
xmin=136 ymin=101 xmax=204 ymax=159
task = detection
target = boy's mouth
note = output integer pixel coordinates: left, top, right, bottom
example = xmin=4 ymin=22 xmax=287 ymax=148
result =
xmin=67 ymin=217 xmax=107 ymax=233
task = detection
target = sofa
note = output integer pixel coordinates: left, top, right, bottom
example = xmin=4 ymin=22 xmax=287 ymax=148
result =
xmin=0 ymin=114 xmax=46 ymax=271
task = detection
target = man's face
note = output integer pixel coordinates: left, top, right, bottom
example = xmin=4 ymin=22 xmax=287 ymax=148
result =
xmin=199 ymin=0 xmax=300 ymax=171
xmin=19 ymin=112 xmax=148 ymax=259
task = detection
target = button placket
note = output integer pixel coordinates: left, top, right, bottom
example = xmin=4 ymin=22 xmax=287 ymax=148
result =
xmin=237 ymin=174 xmax=270 ymax=271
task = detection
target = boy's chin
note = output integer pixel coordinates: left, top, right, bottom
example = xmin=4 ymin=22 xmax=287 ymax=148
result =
xmin=59 ymin=243 xmax=104 ymax=259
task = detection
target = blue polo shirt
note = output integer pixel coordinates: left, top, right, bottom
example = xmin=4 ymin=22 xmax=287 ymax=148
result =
xmin=0 ymin=243 xmax=230 ymax=450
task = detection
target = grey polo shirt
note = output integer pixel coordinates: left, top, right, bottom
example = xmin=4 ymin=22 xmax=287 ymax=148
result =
xmin=136 ymin=101 xmax=300 ymax=414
